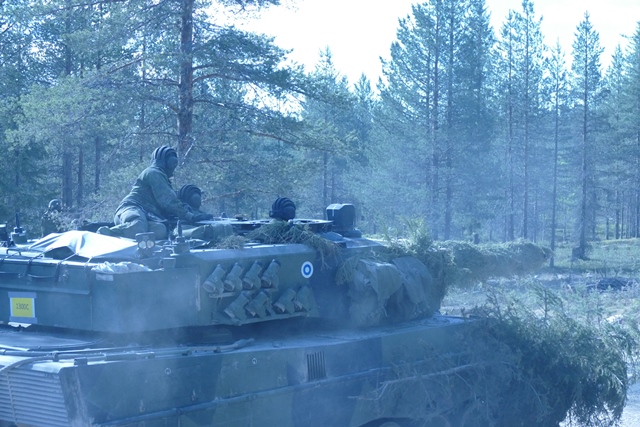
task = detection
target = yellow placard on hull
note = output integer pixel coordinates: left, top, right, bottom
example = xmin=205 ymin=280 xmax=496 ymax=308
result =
xmin=9 ymin=292 xmax=37 ymax=323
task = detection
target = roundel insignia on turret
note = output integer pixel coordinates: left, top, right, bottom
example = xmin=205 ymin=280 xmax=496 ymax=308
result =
xmin=301 ymin=261 xmax=313 ymax=279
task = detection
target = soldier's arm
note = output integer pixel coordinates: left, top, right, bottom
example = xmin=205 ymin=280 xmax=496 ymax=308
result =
xmin=147 ymin=171 xmax=194 ymax=221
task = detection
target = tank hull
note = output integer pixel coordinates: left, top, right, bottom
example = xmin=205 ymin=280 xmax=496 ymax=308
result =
xmin=0 ymin=317 xmax=477 ymax=427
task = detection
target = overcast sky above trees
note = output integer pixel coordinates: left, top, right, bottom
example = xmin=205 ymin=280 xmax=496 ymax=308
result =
xmin=239 ymin=0 xmax=640 ymax=84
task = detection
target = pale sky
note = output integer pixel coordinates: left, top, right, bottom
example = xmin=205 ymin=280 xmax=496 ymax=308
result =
xmin=237 ymin=0 xmax=640 ymax=85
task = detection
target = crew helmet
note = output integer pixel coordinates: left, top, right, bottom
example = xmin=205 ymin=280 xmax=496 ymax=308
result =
xmin=48 ymin=199 xmax=63 ymax=212
xmin=269 ymin=197 xmax=296 ymax=221
xmin=178 ymin=184 xmax=202 ymax=204
xmin=152 ymin=146 xmax=177 ymax=162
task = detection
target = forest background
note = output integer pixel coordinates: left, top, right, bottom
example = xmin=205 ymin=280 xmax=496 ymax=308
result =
xmin=1 ymin=0 xmax=640 ymax=262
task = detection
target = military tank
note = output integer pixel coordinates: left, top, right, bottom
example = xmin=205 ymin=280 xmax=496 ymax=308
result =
xmin=0 ymin=201 xmax=498 ymax=427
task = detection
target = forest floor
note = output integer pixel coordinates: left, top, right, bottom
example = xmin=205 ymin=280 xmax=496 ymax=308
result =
xmin=441 ymin=239 xmax=640 ymax=427
xmin=619 ymin=383 xmax=640 ymax=426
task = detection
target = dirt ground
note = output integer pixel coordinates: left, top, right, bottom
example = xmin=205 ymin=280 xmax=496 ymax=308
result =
xmin=561 ymin=383 xmax=640 ymax=426
xmin=619 ymin=383 xmax=640 ymax=426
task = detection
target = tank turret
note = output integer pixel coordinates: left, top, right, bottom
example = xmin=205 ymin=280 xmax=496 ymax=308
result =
xmin=0 ymin=201 xmax=435 ymax=334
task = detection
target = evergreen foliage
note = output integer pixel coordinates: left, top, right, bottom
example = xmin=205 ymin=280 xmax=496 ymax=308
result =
xmin=379 ymin=221 xmax=552 ymax=306
xmin=0 ymin=0 xmax=640 ymax=255
xmin=354 ymin=231 xmax=635 ymax=426
xmin=468 ymin=287 xmax=636 ymax=426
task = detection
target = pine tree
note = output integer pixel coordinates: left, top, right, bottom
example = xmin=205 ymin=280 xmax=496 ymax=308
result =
xmin=623 ymin=23 xmax=640 ymax=238
xmin=378 ymin=3 xmax=439 ymax=235
xmin=544 ymin=41 xmax=568 ymax=265
xmin=601 ymin=46 xmax=631 ymax=239
xmin=0 ymin=0 xmax=47 ymax=222
xmin=377 ymin=0 xmax=495 ymax=239
xmin=496 ymin=10 xmax=520 ymax=241
xmin=3 ymin=0 xmax=303 ymax=221
xmin=301 ymin=49 xmax=359 ymax=216
xmin=570 ymin=12 xmax=603 ymax=259
xmin=454 ymin=0 xmax=497 ymax=241
xmin=517 ymin=0 xmax=545 ymax=240
xmin=494 ymin=0 xmax=545 ymax=242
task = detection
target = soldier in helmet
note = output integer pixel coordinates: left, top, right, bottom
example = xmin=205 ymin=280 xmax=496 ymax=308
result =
xmin=178 ymin=184 xmax=208 ymax=217
xmin=174 ymin=184 xmax=224 ymax=241
xmin=269 ymin=197 xmax=296 ymax=221
xmin=98 ymin=146 xmax=210 ymax=240
xmin=41 ymin=198 xmax=64 ymax=236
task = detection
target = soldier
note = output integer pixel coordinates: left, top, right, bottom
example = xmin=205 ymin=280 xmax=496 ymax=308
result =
xmin=175 ymin=184 xmax=224 ymax=241
xmin=178 ymin=184 xmax=208 ymax=216
xmin=98 ymin=146 xmax=210 ymax=240
xmin=41 ymin=199 xmax=64 ymax=236
xmin=269 ymin=197 xmax=296 ymax=221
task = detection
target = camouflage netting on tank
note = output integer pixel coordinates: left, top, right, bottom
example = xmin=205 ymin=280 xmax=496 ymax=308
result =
xmin=380 ymin=237 xmax=456 ymax=307
xmin=345 ymin=256 xmax=440 ymax=327
xmin=215 ymin=234 xmax=249 ymax=249
xmin=215 ymin=221 xmax=340 ymax=262
xmin=350 ymin=236 xmax=553 ymax=323
xmin=347 ymin=259 xmax=403 ymax=327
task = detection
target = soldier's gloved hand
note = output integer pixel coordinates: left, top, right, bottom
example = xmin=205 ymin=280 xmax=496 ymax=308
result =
xmin=192 ymin=213 xmax=213 ymax=222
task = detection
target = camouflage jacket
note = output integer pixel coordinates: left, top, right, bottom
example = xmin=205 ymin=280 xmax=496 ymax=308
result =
xmin=117 ymin=166 xmax=192 ymax=221
xmin=41 ymin=211 xmax=64 ymax=236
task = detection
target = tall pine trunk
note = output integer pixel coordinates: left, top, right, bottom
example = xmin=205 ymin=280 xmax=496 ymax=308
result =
xmin=62 ymin=0 xmax=73 ymax=208
xmin=178 ymin=0 xmax=194 ymax=158
xmin=444 ymin=1 xmax=455 ymax=240
xmin=550 ymin=81 xmax=560 ymax=266
xmin=431 ymin=0 xmax=442 ymax=240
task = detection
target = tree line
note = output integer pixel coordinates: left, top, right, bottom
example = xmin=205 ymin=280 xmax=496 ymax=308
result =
xmin=1 ymin=0 xmax=639 ymax=261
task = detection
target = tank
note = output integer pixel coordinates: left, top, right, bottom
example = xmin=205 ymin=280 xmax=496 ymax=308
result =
xmin=0 ymin=203 xmax=497 ymax=427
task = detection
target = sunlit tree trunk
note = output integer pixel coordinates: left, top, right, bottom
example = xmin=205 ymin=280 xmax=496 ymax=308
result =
xmin=178 ymin=0 xmax=194 ymax=158
xmin=62 ymin=0 xmax=73 ymax=208
xmin=549 ymin=41 xmax=566 ymax=266
xmin=506 ymin=12 xmax=515 ymax=241
xmin=443 ymin=0 xmax=455 ymax=240
xmin=431 ymin=0 xmax=441 ymax=240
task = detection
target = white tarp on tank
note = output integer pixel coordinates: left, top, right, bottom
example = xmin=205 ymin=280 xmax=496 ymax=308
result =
xmin=28 ymin=231 xmax=138 ymax=260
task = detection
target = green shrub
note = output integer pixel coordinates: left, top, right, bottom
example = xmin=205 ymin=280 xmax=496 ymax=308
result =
xmin=467 ymin=287 xmax=637 ymax=427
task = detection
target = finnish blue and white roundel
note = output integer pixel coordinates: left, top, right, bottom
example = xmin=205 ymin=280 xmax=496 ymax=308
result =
xmin=301 ymin=261 xmax=314 ymax=279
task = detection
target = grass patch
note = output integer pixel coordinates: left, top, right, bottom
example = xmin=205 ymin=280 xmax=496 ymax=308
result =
xmin=552 ymin=240 xmax=640 ymax=277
